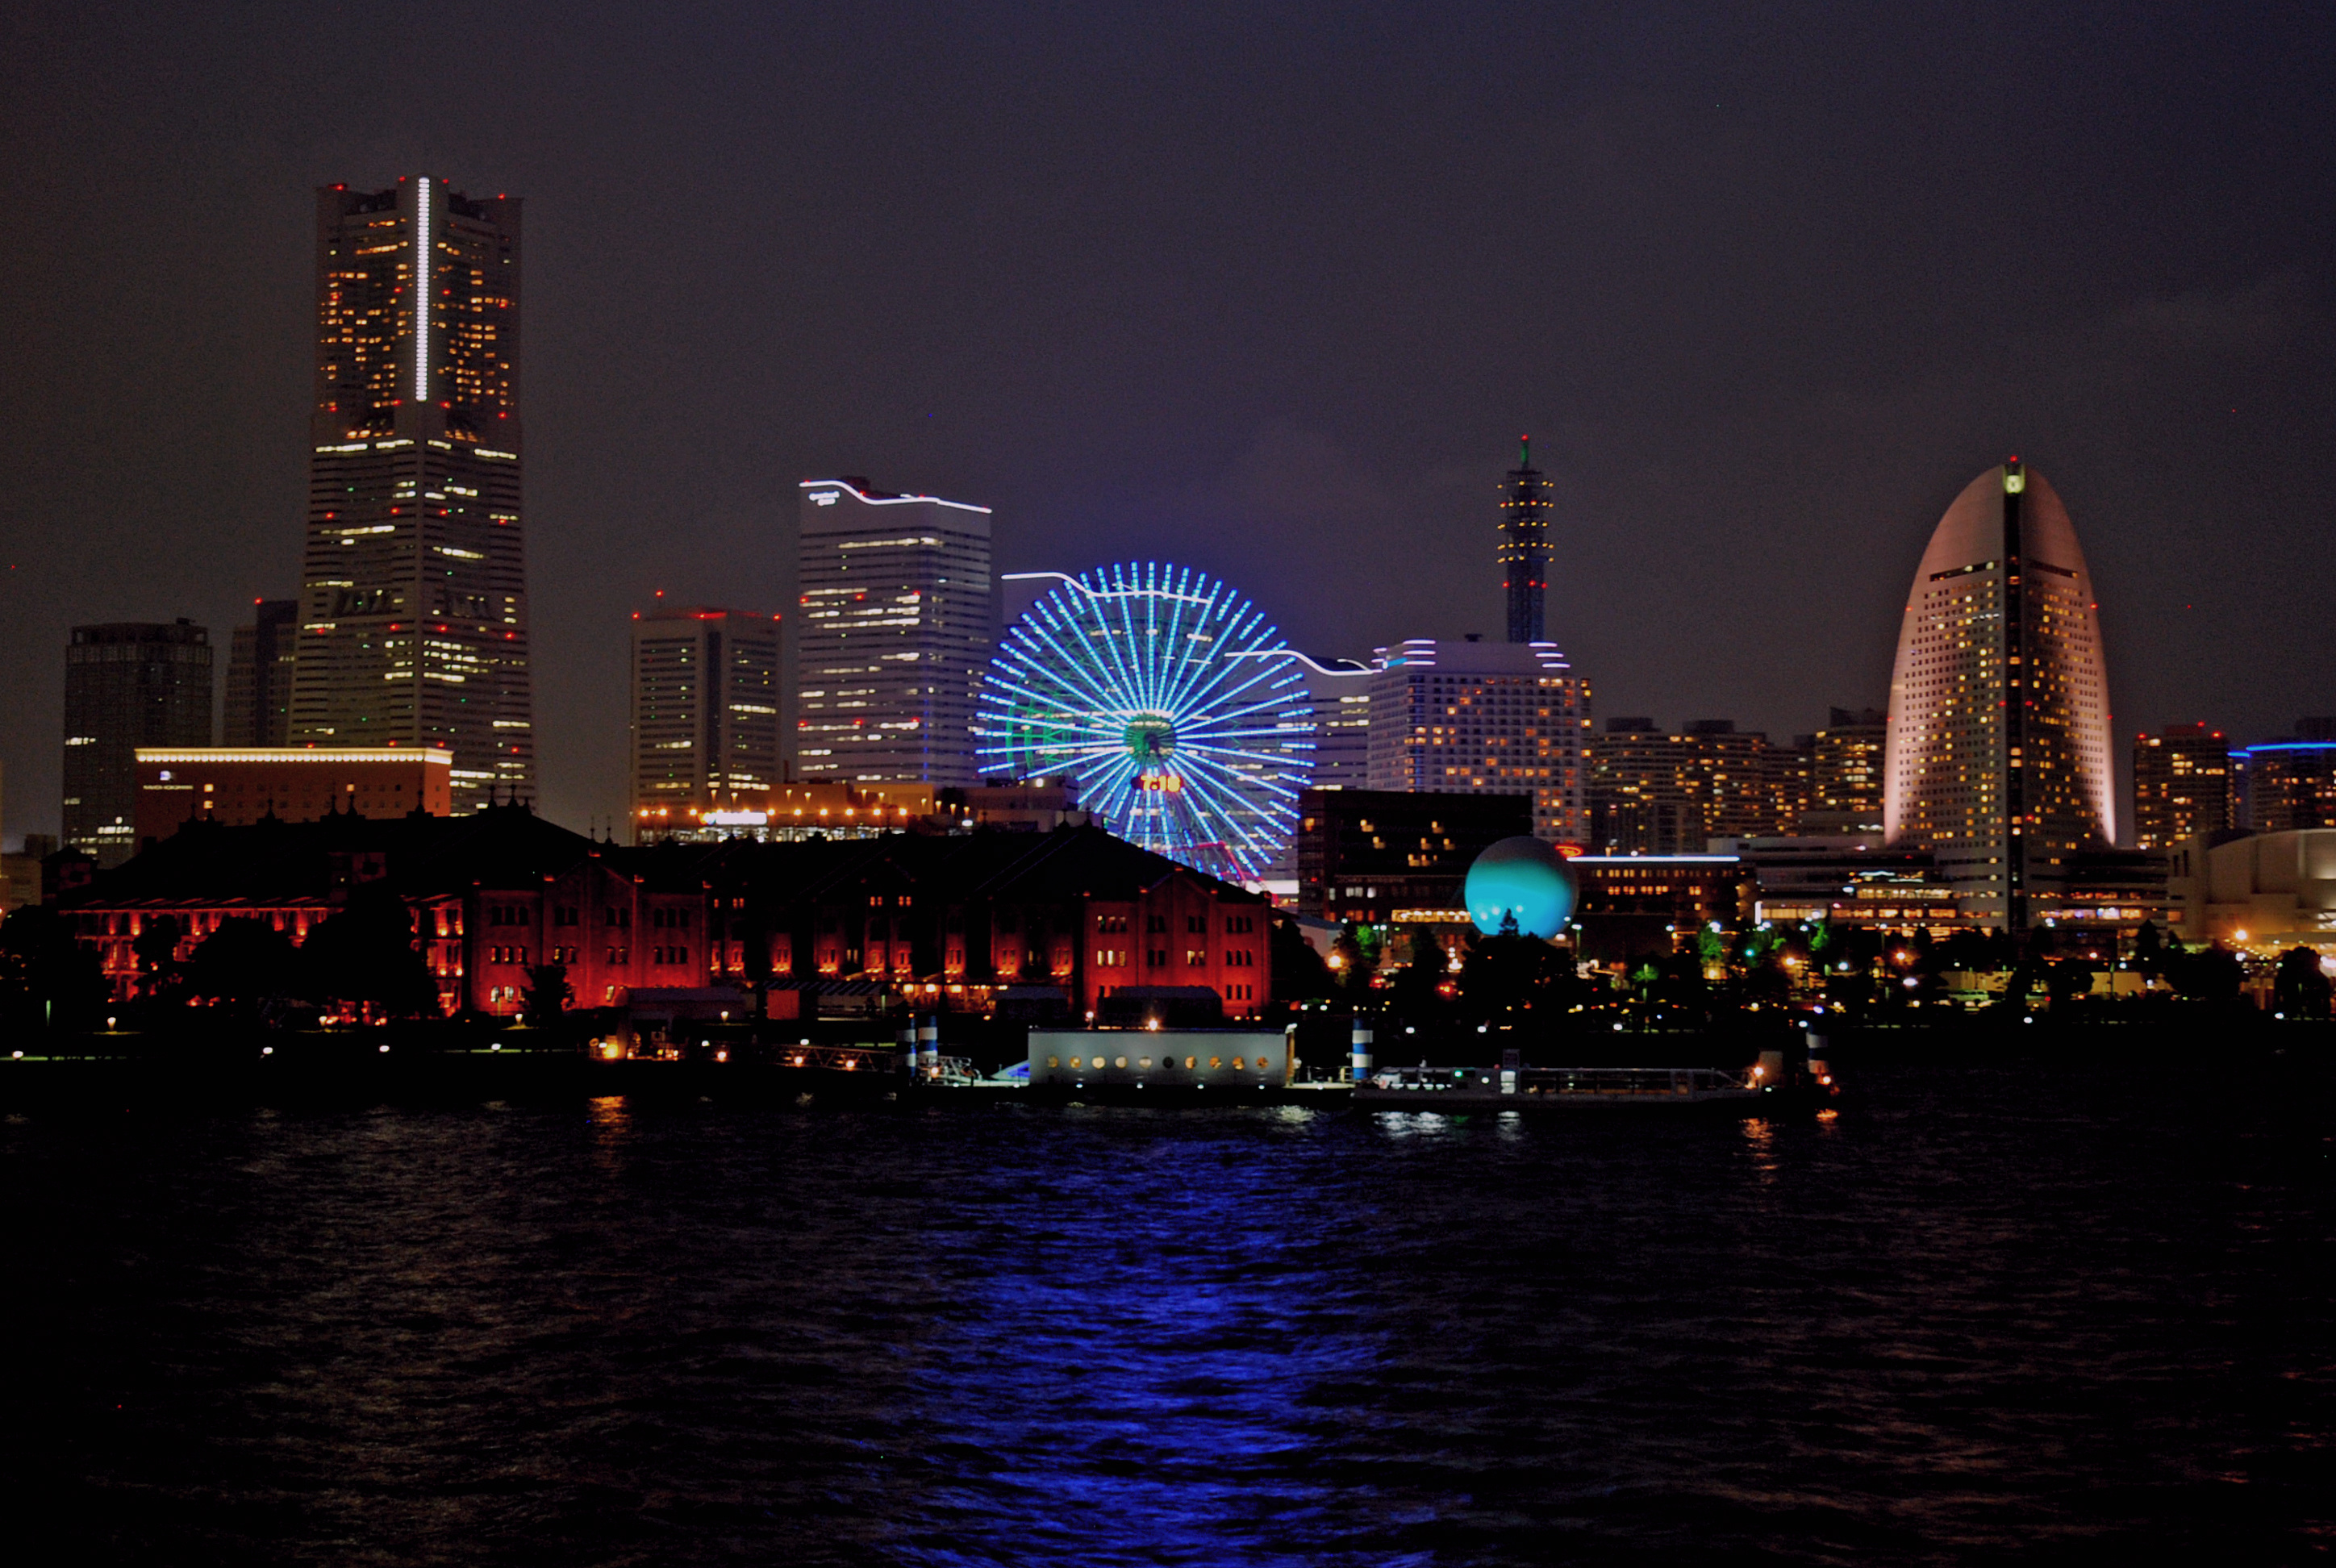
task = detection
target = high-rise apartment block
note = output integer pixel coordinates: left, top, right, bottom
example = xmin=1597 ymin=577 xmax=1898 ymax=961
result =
xmin=64 ymin=620 xmax=213 ymax=865
xmin=1496 ymin=438 xmax=1552 ymax=644
xmin=1299 ymin=663 xmax=1372 ymax=790
xmin=1808 ymin=707 xmax=1888 ymax=832
xmin=1586 ymin=718 xmax=1797 ymax=855
xmin=1883 ymin=459 xmax=2113 ymax=928
xmin=2237 ymin=736 xmax=2336 ymax=833
xmin=795 ymin=477 xmax=993 ymax=789
xmin=631 ymin=607 xmax=784 ymax=840
xmin=1366 ymin=637 xmax=1590 ymax=844
xmin=290 ymin=177 xmax=532 ymax=813
xmin=223 ymin=598 xmax=299 ymax=746
xmin=2132 ymin=723 xmax=2233 ymax=849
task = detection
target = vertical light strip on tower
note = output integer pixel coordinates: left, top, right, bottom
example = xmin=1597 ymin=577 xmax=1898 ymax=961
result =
xmin=412 ymin=177 xmax=431 ymax=401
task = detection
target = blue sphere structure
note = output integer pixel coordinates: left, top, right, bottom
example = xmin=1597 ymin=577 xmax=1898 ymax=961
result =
xmin=1464 ymin=836 xmax=1577 ymax=938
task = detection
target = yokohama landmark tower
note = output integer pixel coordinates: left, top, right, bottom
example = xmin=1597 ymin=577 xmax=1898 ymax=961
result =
xmin=1883 ymin=459 xmax=2113 ymax=928
xmin=290 ymin=177 xmax=532 ymax=813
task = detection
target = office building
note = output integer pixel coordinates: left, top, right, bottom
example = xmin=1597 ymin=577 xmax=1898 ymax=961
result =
xmin=1295 ymin=786 xmax=1533 ymax=924
xmin=1299 ymin=661 xmax=1373 ymax=790
xmin=1771 ymin=733 xmax=1814 ymax=832
xmin=223 ymin=598 xmax=299 ymax=746
xmin=2237 ymin=738 xmax=2336 ymax=832
xmin=631 ymin=606 xmax=784 ymax=841
xmin=1366 ymin=636 xmax=1590 ymax=844
xmin=64 ymin=620 xmax=213 ymax=866
xmin=1587 ymin=718 xmax=1796 ymax=854
xmin=2132 ymin=723 xmax=2233 ymax=849
xmin=1714 ymin=833 xmax=1967 ymax=932
xmin=1496 ymin=437 xmax=1552 ymax=643
xmin=1883 ymin=458 xmax=2113 ymax=928
xmin=796 ymin=477 xmax=992 ymax=789
xmin=290 ymin=177 xmax=532 ymax=812
xmin=1808 ymin=707 xmax=1888 ymax=832
xmin=1568 ymin=853 xmax=1751 ymax=961
xmin=133 ymin=748 xmax=453 ymax=846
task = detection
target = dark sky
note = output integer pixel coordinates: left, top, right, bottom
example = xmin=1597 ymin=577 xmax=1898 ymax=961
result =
xmin=4 ymin=2 xmax=2333 ymax=843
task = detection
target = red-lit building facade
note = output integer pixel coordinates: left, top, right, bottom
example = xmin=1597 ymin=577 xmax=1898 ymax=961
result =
xmin=58 ymin=809 xmax=1270 ymax=1020
xmin=132 ymin=747 xmax=454 ymax=848
xmin=692 ymin=827 xmax=1270 ymax=1017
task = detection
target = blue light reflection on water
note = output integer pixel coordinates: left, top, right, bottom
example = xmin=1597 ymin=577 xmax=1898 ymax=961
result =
xmin=899 ymin=1105 xmax=1393 ymax=1567
xmin=2 ymin=1062 xmax=2332 ymax=1565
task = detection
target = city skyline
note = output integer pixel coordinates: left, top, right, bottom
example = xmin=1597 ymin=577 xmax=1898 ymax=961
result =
xmin=4 ymin=9 xmax=2334 ymax=843
xmin=16 ymin=432 xmax=2322 ymax=859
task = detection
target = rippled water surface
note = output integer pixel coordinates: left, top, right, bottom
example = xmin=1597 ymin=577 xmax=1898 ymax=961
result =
xmin=4 ymin=1061 xmax=2331 ymax=1564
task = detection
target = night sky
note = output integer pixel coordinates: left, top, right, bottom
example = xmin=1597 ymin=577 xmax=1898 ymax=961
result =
xmin=3 ymin=2 xmax=2332 ymax=842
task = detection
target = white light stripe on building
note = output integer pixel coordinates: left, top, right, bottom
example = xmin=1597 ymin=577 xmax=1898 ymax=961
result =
xmin=413 ymin=176 xmax=431 ymax=402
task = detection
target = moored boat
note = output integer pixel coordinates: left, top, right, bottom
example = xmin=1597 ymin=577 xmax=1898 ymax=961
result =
xmin=1354 ymin=1037 xmax=1841 ymax=1112
xmin=1355 ymin=1063 xmax=1765 ymax=1110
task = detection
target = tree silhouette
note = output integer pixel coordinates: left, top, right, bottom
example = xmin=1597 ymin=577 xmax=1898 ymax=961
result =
xmin=1458 ymin=930 xmax=1577 ymax=1021
xmin=2045 ymin=957 xmax=2096 ymax=1010
xmin=2272 ymin=946 xmax=2331 ymax=1018
xmin=131 ymin=915 xmax=185 ymax=1002
xmin=300 ymin=884 xmax=439 ymax=1020
xmin=1388 ymin=927 xmax=1449 ymax=1019
xmin=737 ymin=907 xmax=774 ymax=1020
xmin=185 ymin=917 xmax=299 ymax=1015
xmin=2171 ymin=942 xmax=2246 ymax=1006
xmin=1269 ymin=913 xmax=1333 ymax=1002
xmin=521 ymin=962 xmax=574 ymax=1027
xmin=0 ymin=905 xmax=107 ymax=1033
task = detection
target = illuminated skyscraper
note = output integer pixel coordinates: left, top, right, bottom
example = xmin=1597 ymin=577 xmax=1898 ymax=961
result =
xmin=223 ymin=598 xmax=298 ymax=747
xmin=1299 ymin=662 xmax=1372 ymax=790
xmin=2237 ymin=736 xmax=2336 ymax=833
xmin=1809 ymin=707 xmax=1888 ymax=832
xmin=1883 ymin=459 xmax=2113 ymax=928
xmin=795 ymin=477 xmax=992 ymax=788
xmin=1586 ymin=718 xmax=1797 ymax=854
xmin=1496 ymin=437 xmax=1551 ymax=643
xmin=2132 ymin=723 xmax=2232 ymax=848
xmin=289 ymin=177 xmax=531 ymax=812
xmin=630 ymin=606 xmax=784 ymax=840
xmin=64 ymin=620 xmax=213 ymax=866
xmin=1366 ymin=636 xmax=1590 ymax=844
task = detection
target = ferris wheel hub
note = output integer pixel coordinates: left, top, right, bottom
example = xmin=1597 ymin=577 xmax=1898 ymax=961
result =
xmin=1122 ymin=711 xmax=1178 ymax=762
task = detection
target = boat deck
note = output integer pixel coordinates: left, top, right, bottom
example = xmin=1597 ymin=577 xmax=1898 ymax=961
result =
xmin=1354 ymin=1065 xmax=1765 ymax=1110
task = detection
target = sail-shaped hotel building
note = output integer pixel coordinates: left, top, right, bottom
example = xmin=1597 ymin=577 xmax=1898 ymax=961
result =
xmin=1883 ymin=459 xmax=2114 ymax=929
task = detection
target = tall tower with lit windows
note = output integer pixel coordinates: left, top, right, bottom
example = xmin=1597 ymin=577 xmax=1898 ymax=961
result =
xmin=1883 ymin=459 xmax=2113 ymax=928
xmin=630 ymin=606 xmax=784 ymax=840
xmin=288 ymin=177 xmax=532 ymax=813
xmin=795 ymin=477 xmax=993 ymax=787
xmin=1496 ymin=437 xmax=1551 ymax=644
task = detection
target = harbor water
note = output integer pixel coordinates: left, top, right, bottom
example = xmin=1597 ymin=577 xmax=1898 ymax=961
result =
xmin=2 ymin=1057 xmax=2329 ymax=1564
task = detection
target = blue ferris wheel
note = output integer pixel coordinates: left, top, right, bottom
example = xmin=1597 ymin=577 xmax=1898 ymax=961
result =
xmin=976 ymin=562 xmax=1316 ymax=884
